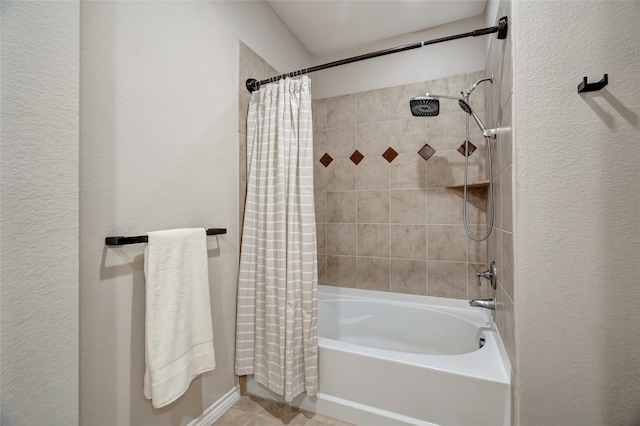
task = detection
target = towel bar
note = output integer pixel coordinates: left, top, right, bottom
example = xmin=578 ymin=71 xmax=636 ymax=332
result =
xmin=105 ymin=228 xmax=227 ymax=246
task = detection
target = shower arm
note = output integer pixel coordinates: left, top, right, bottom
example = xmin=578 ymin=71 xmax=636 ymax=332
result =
xmin=469 ymin=110 xmax=497 ymax=139
xmin=246 ymin=17 xmax=508 ymax=92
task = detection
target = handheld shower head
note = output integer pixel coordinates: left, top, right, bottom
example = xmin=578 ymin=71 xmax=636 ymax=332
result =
xmin=458 ymin=99 xmax=497 ymax=139
xmin=410 ymin=94 xmax=439 ymax=116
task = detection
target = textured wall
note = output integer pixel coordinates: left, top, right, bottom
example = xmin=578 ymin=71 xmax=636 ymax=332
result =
xmin=513 ymin=1 xmax=640 ymax=424
xmin=1 ymin=2 xmax=80 ymax=424
xmin=311 ymin=15 xmax=490 ymax=99
xmin=80 ymin=3 xmax=236 ymax=424
xmin=79 ymin=3 xmax=308 ymax=425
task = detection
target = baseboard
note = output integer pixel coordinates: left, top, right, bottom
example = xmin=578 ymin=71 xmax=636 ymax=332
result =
xmin=188 ymin=385 xmax=241 ymax=426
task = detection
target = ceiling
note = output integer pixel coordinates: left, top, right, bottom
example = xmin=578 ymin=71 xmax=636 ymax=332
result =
xmin=265 ymin=0 xmax=488 ymax=57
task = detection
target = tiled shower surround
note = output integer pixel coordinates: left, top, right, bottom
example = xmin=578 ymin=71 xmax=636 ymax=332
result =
xmin=313 ymin=72 xmax=493 ymax=300
xmin=239 ymin=42 xmax=494 ymax=301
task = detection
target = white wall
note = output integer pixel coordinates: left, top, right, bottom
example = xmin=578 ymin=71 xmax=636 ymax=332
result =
xmin=512 ymin=1 xmax=640 ymax=424
xmin=310 ymin=14 xmax=496 ymax=99
xmin=1 ymin=2 xmax=80 ymax=425
xmin=80 ymin=2 xmax=308 ymax=425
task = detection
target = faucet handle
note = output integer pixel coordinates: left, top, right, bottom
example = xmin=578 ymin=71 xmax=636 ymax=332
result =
xmin=476 ymin=261 xmax=497 ymax=290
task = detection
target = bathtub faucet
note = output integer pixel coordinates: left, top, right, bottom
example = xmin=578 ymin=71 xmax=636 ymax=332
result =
xmin=469 ymin=298 xmax=495 ymax=310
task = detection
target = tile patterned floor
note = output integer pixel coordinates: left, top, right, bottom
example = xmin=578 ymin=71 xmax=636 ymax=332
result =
xmin=213 ymin=394 xmax=354 ymax=426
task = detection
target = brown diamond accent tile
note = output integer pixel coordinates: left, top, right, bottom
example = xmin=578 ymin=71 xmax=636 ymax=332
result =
xmin=382 ymin=147 xmax=398 ymax=163
xmin=457 ymin=141 xmax=477 ymax=157
xmin=319 ymin=153 xmax=333 ymax=167
xmin=418 ymin=144 xmax=436 ymax=162
xmin=350 ymin=150 xmax=364 ymax=165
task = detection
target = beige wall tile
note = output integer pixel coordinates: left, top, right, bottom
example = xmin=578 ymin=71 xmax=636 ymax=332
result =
xmin=502 ymin=165 xmax=513 ymax=232
xmin=317 ymin=254 xmax=327 ymax=285
xmin=499 ymin=95 xmax=513 ymax=170
xmin=327 ymin=94 xmax=356 ymax=128
xmin=427 ymin=261 xmax=468 ymax=299
xmin=327 ymin=255 xmax=357 ymax=288
xmin=326 ymin=224 xmax=356 ymax=255
xmin=465 ymin=187 xmax=488 ymax=225
xmin=492 ymin=229 xmax=505 ymax=290
xmin=357 ymin=87 xmax=389 ymax=124
xmin=500 ymin=33 xmax=513 ymax=110
xmin=467 ymin=226 xmax=488 ymax=262
xmin=357 ymin=121 xmax=390 ymax=157
xmin=389 ymin=81 xmax=427 ymax=120
xmin=315 ymin=191 xmax=327 ymax=224
xmin=390 ymin=189 xmax=426 ymax=224
xmin=314 ymin=70 xmax=498 ymax=300
xmin=427 ymin=225 xmax=468 ymax=262
xmin=312 ymin=98 xmax=327 ymax=130
xmin=390 ymin=259 xmax=427 ymax=295
xmin=239 ymin=133 xmax=247 ymax=183
xmin=313 ymin=130 xmax=327 ymax=160
xmin=326 ymin=158 xmax=356 ymax=190
xmin=496 ymin=285 xmax=515 ymax=365
xmin=326 ymin=126 xmax=357 ymax=158
xmin=356 ymin=156 xmax=389 ymax=190
xmin=326 ymin=191 xmax=357 ymax=223
xmin=426 ymin=112 xmax=468 ymax=151
xmin=357 ymin=257 xmax=390 ymax=291
xmin=427 ymin=149 xmax=487 ymax=188
xmin=390 ymin=153 xmax=427 ymax=189
xmin=316 ymin=223 xmax=326 ymax=255
xmin=357 ymin=224 xmax=389 ymax=257
xmin=493 ymin=168 xmax=503 ymax=229
xmin=502 ymin=231 xmax=514 ymax=300
xmin=390 ymin=224 xmax=427 ymax=260
xmin=314 ymin=165 xmax=328 ymax=192
xmin=357 ymin=190 xmax=389 ymax=223
xmin=427 ymin=188 xmax=463 ymax=224
xmin=390 ymin=118 xmax=427 ymax=154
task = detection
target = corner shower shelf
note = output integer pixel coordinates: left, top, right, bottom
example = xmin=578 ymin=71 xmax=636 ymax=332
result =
xmin=446 ymin=181 xmax=490 ymax=190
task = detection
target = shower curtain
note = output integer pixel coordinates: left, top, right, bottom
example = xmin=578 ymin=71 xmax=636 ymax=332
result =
xmin=235 ymin=76 xmax=318 ymax=402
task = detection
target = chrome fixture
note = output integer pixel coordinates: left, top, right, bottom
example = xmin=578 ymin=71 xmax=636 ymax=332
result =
xmin=477 ymin=261 xmax=497 ymax=289
xmin=465 ymin=75 xmax=493 ymax=96
xmin=469 ymin=298 xmax=496 ymax=310
xmin=458 ymin=99 xmax=497 ymax=139
xmin=409 ymin=75 xmax=497 ymax=242
xmin=409 ymin=93 xmax=462 ymax=117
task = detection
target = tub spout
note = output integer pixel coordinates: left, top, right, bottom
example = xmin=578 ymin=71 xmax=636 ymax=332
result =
xmin=469 ymin=298 xmax=495 ymax=310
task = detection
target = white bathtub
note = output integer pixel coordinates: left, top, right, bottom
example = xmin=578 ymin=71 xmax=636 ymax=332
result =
xmin=247 ymin=285 xmax=511 ymax=426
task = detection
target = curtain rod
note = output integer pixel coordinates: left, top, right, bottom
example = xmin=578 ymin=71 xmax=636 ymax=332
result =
xmin=246 ymin=16 xmax=508 ymax=93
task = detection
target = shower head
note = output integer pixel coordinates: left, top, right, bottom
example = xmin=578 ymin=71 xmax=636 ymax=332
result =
xmin=458 ymin=99 xmax=497 ymax=139
xmin=458 ymin=99 xmax=474 ymax=115
xmin=410 ymin=94 xmax=439 ymax=117
xmin=410 ymin=93 xmax=464 ymax=117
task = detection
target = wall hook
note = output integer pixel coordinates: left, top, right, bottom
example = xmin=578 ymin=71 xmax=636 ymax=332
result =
xmin=578 ymin=74 xmax=608 ymax=93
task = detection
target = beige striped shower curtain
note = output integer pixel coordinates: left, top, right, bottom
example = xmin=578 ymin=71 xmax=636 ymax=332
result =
xmin=235 ymin=76 xmax=318 ymax=402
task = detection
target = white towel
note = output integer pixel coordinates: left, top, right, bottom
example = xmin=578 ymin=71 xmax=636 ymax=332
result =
xmin=143 ymin=228 xmax=216 ymax=408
